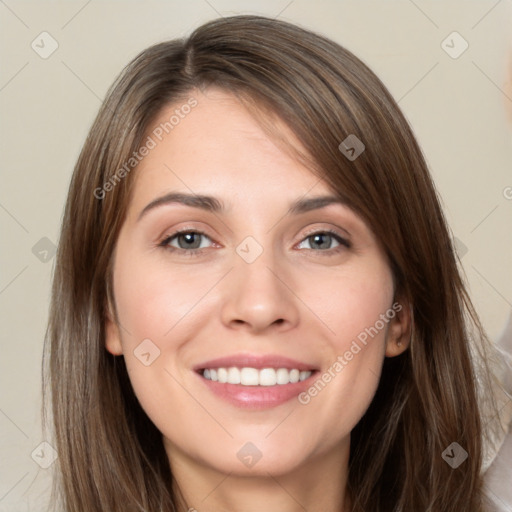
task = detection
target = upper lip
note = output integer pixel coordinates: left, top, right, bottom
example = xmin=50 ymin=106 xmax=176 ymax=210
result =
xmin=193 ymin=353 xmax=318 ymax=372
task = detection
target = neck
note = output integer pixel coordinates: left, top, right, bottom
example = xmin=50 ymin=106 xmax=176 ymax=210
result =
xmin=168 ymin=439 xmax=351 ymax=512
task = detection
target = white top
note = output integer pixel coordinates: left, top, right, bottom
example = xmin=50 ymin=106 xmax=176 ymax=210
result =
xmin=483 ymin=312 xmax=512 ymax=511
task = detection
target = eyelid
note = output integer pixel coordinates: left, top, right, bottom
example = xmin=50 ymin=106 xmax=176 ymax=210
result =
xmin=297 ymin=225 xmax=351 ymax=246
xmin=158 ymin=227 xmax=219 ymax=252
xmin=157 ymin=220 xmax=217 ymax=241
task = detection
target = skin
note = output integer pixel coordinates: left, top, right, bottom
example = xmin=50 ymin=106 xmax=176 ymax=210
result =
xmin=105 ymin=88 xmax=410 ymax=512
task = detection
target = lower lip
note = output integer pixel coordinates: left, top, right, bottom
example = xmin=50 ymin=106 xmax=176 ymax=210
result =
xmin=197 ymin=372 xmax=317 ymax=409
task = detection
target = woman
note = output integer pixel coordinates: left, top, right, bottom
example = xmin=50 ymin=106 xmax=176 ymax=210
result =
xmin=43 ymin=15 xmax=501 ymax=511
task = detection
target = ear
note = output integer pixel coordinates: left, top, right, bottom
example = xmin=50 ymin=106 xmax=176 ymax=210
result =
xmin=385 ymin=299 xmax=412 ymax=357
xmin=105 ymin=302 xmax=123 ymax=356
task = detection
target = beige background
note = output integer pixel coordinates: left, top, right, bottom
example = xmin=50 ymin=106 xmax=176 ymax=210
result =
xmin=1 ymin=1 xmax=511 ymax=510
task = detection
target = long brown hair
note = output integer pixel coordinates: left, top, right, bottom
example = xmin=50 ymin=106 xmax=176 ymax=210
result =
xmin=44 ymin=15 xmax=499 ymax=511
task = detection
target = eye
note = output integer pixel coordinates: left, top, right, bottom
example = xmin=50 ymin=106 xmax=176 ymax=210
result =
xmin=160 ymin=230 xmax=214 ymax=252
xmin=296 ymin=230 xmax=350 ymax=252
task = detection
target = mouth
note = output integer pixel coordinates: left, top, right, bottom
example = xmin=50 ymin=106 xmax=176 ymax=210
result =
xmin=194 ymin=354 xmax=319 ymax=409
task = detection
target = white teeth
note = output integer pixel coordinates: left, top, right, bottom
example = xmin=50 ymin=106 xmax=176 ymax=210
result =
xmin=299 ymin=370 xmax=310 ymax=382
xmin=276 ymin=368 xmax=289 ymax=385
xmin=202 ymin=367 xmax=312 ymax=386
xmin=227 ymin=367 xmax=240 ymax=384
xmin=289 ymin=369 xmax=300 ymax=383
xmin=217 ymin=368 xmax=228 ymax=383
xmin=240 ymin=367 xmax=259 ymax=386
xmin=259 ymin=368 xmax=277 ymax=386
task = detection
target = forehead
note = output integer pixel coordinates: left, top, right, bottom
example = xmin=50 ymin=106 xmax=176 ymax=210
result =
xmin=128 ymin=89 xmax=333 ymax=213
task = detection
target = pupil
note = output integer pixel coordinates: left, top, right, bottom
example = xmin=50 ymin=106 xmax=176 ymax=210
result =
xmin=312 ymin=233 xmax=330 ymax=249
xmin=179 ymin=233 xmax=200 ymax=249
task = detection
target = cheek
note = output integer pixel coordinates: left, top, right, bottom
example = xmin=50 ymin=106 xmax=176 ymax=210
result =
xmin=294 ymin=261 xmax=394 ymax=432
xmin=113 ymin=247 xmax=220 ymax=345
xmin=296 ymin=258 xmax=394 ymax=353
xmin=111 ymin=248 xmax=224 ymax=419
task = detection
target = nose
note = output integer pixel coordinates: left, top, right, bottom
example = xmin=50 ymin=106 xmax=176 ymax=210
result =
xmin=219 ymin=249 xmax=300 ymax=334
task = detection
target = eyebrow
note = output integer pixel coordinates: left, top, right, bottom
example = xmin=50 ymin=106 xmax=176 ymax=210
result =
xmin=138 ymin=192 xmax=222 ymax=220
xmin=137 ymin=192 xmax=346 ymax=221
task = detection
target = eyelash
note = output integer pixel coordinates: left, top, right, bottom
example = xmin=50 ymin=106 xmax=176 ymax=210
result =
xmin=158 ymin=228 xmax=351 ymax=257
xmin=299 ymin=228 xmax=351 ymax=254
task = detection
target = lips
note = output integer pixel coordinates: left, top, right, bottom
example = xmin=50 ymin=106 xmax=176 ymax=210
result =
xmin=193 ymin=353 xmax=318 ymax=373
xmin=194 ymin=353 xmax=318 ymax=409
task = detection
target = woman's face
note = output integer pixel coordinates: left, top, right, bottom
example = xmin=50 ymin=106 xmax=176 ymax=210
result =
xmin=106 ymin=88 xmax=408 ymax=478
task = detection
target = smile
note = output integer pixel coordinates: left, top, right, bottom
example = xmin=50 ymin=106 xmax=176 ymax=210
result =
xmin=202 ymin=367 xmax=313 ymax=386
